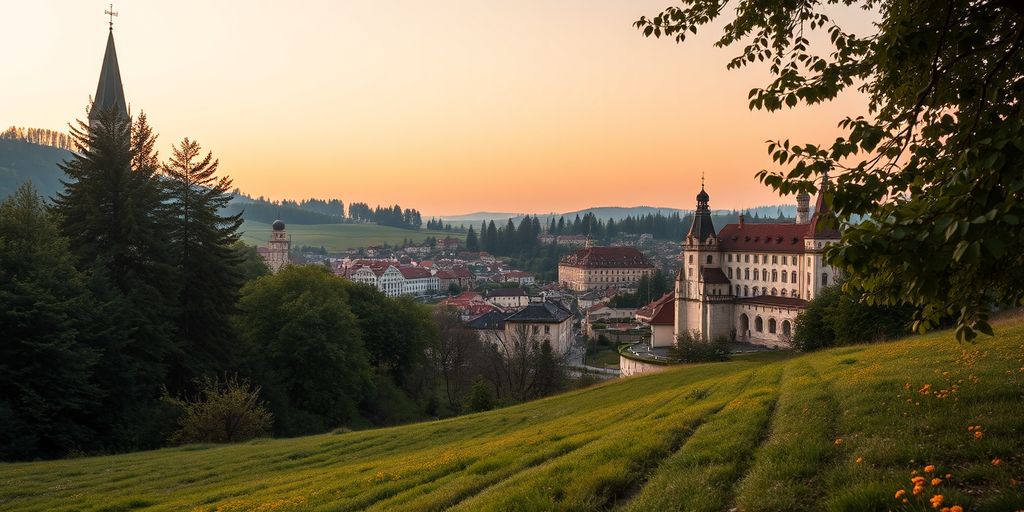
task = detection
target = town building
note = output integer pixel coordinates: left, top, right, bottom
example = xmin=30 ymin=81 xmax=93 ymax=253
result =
xmin=343 ymin=261 xmax=439 ymax=297
xmin=502 ymin=299 xmax=575 ymax=355
xmin=257 ymin=219 xmax=291 ymax=273
xmin=500 ymin=271 xmax=535 ymax=286
xmin=558 ymin=246 xmax=655 ymax=292
xmin=434 ymin=267 xmax=475 ymax=291
xmin=485 ymin=288 xmax=530 ymax=309
xmin=667 ymin=178 xmax=840 ymax=347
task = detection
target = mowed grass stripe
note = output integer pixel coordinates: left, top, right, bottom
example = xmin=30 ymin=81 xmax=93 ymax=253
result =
xmin=621 ymin=365 xmax=783 ymax=512
xmin=445 ymin=369 xmax=760 ymax=511
xmin=732 ymin=361 xmax=840 ymax=511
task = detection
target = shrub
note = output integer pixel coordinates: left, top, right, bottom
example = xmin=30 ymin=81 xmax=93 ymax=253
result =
xmin=463 ymin=379 xmax=495 ymax=413
xmin=163 ymin=375 xmax=272 ymax=445
xmin=670 ymin=331 xmax=730 ymax=363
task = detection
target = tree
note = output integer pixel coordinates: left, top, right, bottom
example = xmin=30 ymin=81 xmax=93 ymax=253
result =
xmin=235 ymin=266 xmax=372 ymax=435
xmin=0 ymin=183 xmax=100 ymax=460
xmin=163 ymin=138 xmax=245 ymax=392
xmin=636 ymin=1 xmax=1024 ymax=339
xmin=53 ymin=109 xmax=178 ymax=450
xmin=431 ymin=309 xmax=487 ymax=411
xmin=463 ymin=379 xmax=495 ymax=413
xmin=792 ymin=282 xmax=914 ymax=352
xmin=466 ymin=225 xmax=479 ymax=252
xmin=163 ymin=375 xmax=272 ymax=445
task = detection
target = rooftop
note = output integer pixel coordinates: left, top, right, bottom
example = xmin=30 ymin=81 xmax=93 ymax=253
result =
xmin=559 ymin=246 xmax=654 ymax=269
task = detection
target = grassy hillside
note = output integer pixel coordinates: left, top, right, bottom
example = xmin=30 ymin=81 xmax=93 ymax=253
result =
xmin=240 ymin=221 xmax=463 ymax=252
xmin=3 ymin=319 xmax=1023 ymax=511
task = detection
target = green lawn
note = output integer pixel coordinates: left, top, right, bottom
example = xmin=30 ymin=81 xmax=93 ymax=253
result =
xmin=3 ymin=318 xmax=1024 ymax=511
xmin=239 ymin=221 xmax=463 ymax=252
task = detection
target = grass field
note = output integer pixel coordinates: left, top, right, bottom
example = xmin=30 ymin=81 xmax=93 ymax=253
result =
xmin=3 ymin=318 xmax=1024 ymax=511
xmin=239 ymin=221 xmax=463 ymax=252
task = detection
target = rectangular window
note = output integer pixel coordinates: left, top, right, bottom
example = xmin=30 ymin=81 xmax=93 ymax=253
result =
xmin=728 ymin=254 xmax=733 ymax=262
xmin=544 ymin=325 xmax=550 ymax=334
xmin=745 ymin=254 xmax=750 ymax=263
xmin=772 ymin=255 xmax=778 ymax=264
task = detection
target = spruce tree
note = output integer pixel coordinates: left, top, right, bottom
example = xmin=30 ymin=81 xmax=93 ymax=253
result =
xmin=163 ymin=138 xmax=244 ymax=392
xmin=52 ymin=109 xmax=177 ymax=450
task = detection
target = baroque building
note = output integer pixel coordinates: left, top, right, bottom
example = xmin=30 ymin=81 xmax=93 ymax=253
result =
xmin=558 ymin=246 xmax=655 ymax=292
xmin=258 ymin=219 xmax=291 ymax=273
xmin=656 ymin=178 xmax=840 ymax=347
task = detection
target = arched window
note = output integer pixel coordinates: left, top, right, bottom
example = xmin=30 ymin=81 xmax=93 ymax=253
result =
xmin=744 ymin=285 xmax=749 ymax=296
xmin=791 ymin=272 xmax=798 ymax=284
xmin=771 ymin=287 xmax=777 ymax=296
xmin=753 ymin=269 xmax=759 ymax=281
xmin=772 ymin=270 xmax=778 ymax=282
xmin=763 ymin=268 xmax=768 ymax=281
xmin=791 ymin=288 xmax=798 ymax=297
xmin=782 ymin=320 xmax=792 ymax=337
xmin=769 ymin=318 xmax=777 ymax=334
xmin=739 ymin=314 xmax=749 ymax=334
xmin=780 ymin=289 xmax=787 ymax=297
xmin=727 ymin=268 xmax=733 ymax=279
xmin=821 ymin=273 xmax=829 ymax=286
xmin=745 ymin=268 xmax=750 ymax=280
xmin=745 ymin=254 xmax=750 ymax=263
xmin=762 ymin=287 xmax=768 ymax=295
xmin=781 ymin=270 xmax=787 ymax=283
xmin=706 ymin=255 xmax=712 ymax=264
xmin=755 ymin=316 xmax=763 ymax=332
xmin=735 ymin=284 xmax=740 ymax=295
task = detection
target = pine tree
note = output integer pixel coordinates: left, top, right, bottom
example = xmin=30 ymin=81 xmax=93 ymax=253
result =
xmin=465 ymin=226 xmax=479 ymax=252
xmin=163 ymin=138 xmax=244 ymax=392
xmin=52 ymin=109 xmax=177 ymax=450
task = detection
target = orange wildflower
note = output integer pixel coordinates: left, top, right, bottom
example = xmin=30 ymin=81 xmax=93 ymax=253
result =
xmin=834 ymin=438 xmax=844 ymax=445
xmin=856 ymin=456 xmax=864 ymax=464
xmin=950 ymin=506 xmax=963 ymax=512
xmin=931 ymin=477 xmax=942 ymax=486
xmin=930 ymin=494 xmax=944 ymax=508
xmin=895 ymin=489 xmax=906 ymax=499
xmin=913 ymin=485 xmax=925 ymax=495
xmin=974 ymin=430 xmax=984 ymax=439
xmin=912 ymin=476 xmax=927 ymax=485
xmin=993 ymin=457 xmax=1003 ymax=466
xmin=924 ymin=464 xmax=936 ymax=473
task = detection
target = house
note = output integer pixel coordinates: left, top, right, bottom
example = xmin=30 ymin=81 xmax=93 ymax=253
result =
xmin=343 ymin=262 xmax=439 ymax=297
xmin=435 ymin=267 xmax=475 ymax=290
xmin=485 ymin=288 xmax=530 ymax=309
xmin=558 ymin=246 xmax=655 ymax=292
xmin=636 ymin=292 xmax=676 ymax=347
xmin=500 ymin=271 xmax=535 ymax=286
xmin=503 ymin=299 xmax=575 ymax=355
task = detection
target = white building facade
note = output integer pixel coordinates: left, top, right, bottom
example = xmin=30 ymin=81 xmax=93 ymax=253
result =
xmin=670 ymin=181 xmax=840 ymax=347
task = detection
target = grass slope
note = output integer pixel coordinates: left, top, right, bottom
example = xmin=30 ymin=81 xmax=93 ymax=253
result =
xmin=239 ymin=221 xmax=463 ymax=252
xmin=3 ymin=319 xmax=1024 ymax=511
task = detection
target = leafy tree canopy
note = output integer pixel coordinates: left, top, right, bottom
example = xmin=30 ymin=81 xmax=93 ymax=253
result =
xmin=636 ymin=0 xmax=1024 ymax=340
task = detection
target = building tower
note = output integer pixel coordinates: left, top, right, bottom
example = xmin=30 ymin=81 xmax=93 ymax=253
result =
xmin=674 ymin=180 xmax=722 ymax=341
xmin=795 ymin=191 xmax=810 ymax=224
xmin=803 ymin=170 xmax=838 ymax=300
xmin=264 ymin=219 xmax=291 ymax=273
xmin=89 ymin=7 xmax=128 ymax=131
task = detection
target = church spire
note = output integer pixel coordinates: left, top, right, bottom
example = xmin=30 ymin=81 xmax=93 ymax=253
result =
xmin=687 ymin=176 xmax=716 ymax=242
xmin=89 ymin=8 xmax=128 ymax=125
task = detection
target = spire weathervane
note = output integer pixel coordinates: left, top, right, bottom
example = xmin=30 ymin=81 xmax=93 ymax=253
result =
xmin=701 ymin=171 xmax=705 ymax=189
xmin=105 ymin=4 xmax=118 ymax=30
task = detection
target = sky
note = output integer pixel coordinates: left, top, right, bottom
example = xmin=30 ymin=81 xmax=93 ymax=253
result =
xmin=2 ymin=1 xmax=876 ymax=216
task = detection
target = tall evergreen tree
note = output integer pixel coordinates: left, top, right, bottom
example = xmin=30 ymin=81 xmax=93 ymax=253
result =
xmin=0 ymin=183 xmax=101 ymax=460
xmin=163 ymin=138 xmax=244 ymax=392
xmin=52 ymin=109 xmax=177 ymax=449
xmin=465 ymin=225 xmax=479 ymax=252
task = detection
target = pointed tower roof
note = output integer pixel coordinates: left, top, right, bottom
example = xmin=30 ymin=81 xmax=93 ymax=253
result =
xmin=686 ymin=182 xmax=717 ymax=242
xmin=89 ymin=30 xmax=128 ymax=122
xmin=808 ymin=170 xmax=840 ymax=239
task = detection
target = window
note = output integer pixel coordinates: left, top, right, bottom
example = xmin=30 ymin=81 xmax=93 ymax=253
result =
xmin=753 ymin=269 xmax=759 ymax=280
xmin=771 ymin=287 xmax=777 ymax=295
xmin=755 ymin=316 xmax=764 ymax=332
xmin=532 ymin=325 xmax=539 ymax=334
xmin=689 ymin=255 xmax=693 ymax=263
xmin=762 ymin=268 xmax=768 ymax=281
xmin=769 ymin=318 xmax=777 ymax=334
xmin=782 ymin=320 xmax=792 ymax=337
xmin=791 ymin=272 xmax=797 ymax=284
xmin=753 ymin=255 xmax=759 ymax=263
xmin=735 ymin=285 xmax=740 ymax=295
xmin=727 ymin=268 xmax=733 ymax=279
xmin=744 ymin=285 xmax=749 ymax=296
xmin=745 ymin=254 xmax=750 ymax=263
xmin=772 ymin=255 xmax=778 ymax=264
xmin=744 ymin=268 xmax=750 ymax=280
xmin=781 ymin=270 xmax=788 ymax=283
xmin=781 ymin=289 xmax=787 ymax=297
xmin=728 ymin=254 xmax=733 ymax=262
xmin=706 ymin=255 xmax=712 ymax=264
xmin=762 ymin=287 xmax=768 ymax=295
xmin=821 ymin=273 xmax=829 ymax=286
xmin=792 ymin=288 xmax=798 ymax=297
xmin=792 ymin=256 xmax=798 ymax=265
xmin=772 ymin=270 xmax=778 ymax=282
xmin=544 ymin=325 xmax=550 ymax=334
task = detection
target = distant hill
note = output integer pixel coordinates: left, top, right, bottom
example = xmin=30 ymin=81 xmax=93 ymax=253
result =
xmin=0 ymin=138 xmax=70 ymax=200
xmin=439 ymin=204 xmax=799 ymax=228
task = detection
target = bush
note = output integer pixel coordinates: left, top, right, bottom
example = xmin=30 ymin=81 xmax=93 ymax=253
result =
xmin=670 ymin=331 xmax=730 ymax=363
xmin=163 ymin=375 xmax=272 ymax=445
xmin=463 ymin=379 xmax=495 ymax=413
xmin=792 ymin=284 xmax=914 ymax=352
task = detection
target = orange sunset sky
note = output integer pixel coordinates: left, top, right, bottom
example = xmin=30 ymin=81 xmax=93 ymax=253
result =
xmin=2 ymin=1 xmax=876 ymax=216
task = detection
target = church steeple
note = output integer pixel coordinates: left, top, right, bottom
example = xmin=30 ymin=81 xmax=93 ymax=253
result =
xmin=686 ymin=175 xmax=716 ymax=242
xmin=89 ymin=18 xmax=128 ymax=125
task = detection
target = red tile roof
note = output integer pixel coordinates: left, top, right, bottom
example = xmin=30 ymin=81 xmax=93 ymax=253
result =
xmin=559 ymin=246 xmax=653 ymax=269
xmin=701 ymin=267 xmax=731 ymax=284
xmin=399 ymin=267 xmax=433 ymax=279
xmin=650 ymin=297 xmax=675 ymax=325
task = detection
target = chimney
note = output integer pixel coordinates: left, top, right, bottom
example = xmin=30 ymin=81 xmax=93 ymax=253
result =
xmin=739 ymin=214 xmax=745 ymax=228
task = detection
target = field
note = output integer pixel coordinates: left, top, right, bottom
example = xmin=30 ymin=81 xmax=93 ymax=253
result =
xmin=239 ymin=221 xmax=463 ymax=252
xmin=3 ymin=319 xmax=1024 ymax=511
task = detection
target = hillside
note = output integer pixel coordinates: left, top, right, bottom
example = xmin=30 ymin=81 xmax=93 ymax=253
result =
xmin=3 ymin=319 xmax=1023 ymax=511
xmin=240 ymin=220 xmax=462 ymax=252
xmin=439 ymin=205 xmax=799 ymax=225
xmin=0 ymin=138 xmax=70 ymax=200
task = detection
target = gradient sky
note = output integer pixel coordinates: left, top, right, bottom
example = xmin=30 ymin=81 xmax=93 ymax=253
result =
xmin=2 ymin=1 xmax=876 ymax=216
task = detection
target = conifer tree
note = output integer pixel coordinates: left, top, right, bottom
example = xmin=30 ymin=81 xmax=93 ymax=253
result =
xmin=163 ymin=138 xmax=244 ymax=391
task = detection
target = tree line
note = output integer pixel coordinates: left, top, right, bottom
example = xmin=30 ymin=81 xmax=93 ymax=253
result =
xmin=348 ymin=203 xmax=423 ymax=229
xmin=1 ymin=126 xmax=75 ymax=151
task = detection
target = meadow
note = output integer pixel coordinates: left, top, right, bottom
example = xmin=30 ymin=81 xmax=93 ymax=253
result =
xmin=2 ymin=318 xmax=1023 ymax=511
xmin=239 ymin=221 xmax=463 ymax=252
